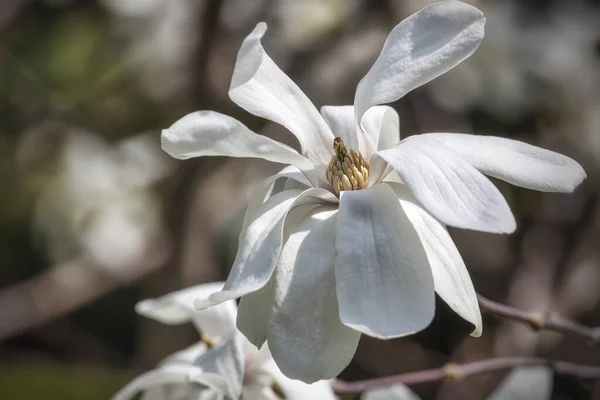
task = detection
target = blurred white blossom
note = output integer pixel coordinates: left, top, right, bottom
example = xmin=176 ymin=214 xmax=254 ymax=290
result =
xmin=161 ymin=0 xmax=585 ymax=382
xmin=113 ymin=282 xmax=336 ymax=400
xmin=34 ymin=131 xmax=171 ymax=270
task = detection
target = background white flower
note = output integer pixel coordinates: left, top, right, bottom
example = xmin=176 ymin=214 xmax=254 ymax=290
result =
xmin=161 ymin=0 xmax=586 ymax=383
xmin=113 ymin=283 xmax=336 ymax=400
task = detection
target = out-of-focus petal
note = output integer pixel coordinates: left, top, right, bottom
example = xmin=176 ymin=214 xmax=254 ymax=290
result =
xmin=267 ymin=207 xmax=361 ymax=382
xmin=375 ymin=135 xmax=516 ymax=233
xmin=487 ymin=366 xmax=553 ymax=400
xmin=135 ymin=282 xmax=237 ymax=338
xmin=335 ymin=184 xmax=435 ymax=339
xmin=363 ymin=384 xmax=422 ymax=400
xmin=424 ymin=133 xmax=586 ymax=192
xmin=388 ymin=182 xmax=482 ymax=336
xmin=161 ymin=111 xmax=319 ymax=186
xmin=229 ymin=23 xmax=334 ymax=167
xmin=354 ymin=1 xmax=485 ymax=125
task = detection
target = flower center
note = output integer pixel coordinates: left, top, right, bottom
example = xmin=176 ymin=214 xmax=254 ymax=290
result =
xmin=325 ymin=137 xmax=369 ymax=195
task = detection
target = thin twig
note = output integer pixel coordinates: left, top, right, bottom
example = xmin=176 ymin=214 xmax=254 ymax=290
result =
xmin=333 ymin=357 xmax=600 ymax=393
xmin=0 ymin=235 xmax=170 ymax=342
xmin=477 ymin=294 xmax=600 ymax=345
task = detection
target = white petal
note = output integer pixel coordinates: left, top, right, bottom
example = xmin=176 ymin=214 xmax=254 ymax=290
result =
xmin=135 ymin=282 xmax=237 ymax=338
xmin=161 ymin=111 xmax=319 ymax=186
xmin=196 ymin=189 xmax=336 ymax=309
xmin=320 ymin=105 xmax=374 ymax=156
xmin=363 ymin=384 xmax=421 ymax=400
xmin=237 ymin=204 xmax=323 ymax=348
xmin=261 ymin=358 xmax=338 ymax=400
xmin=236 ymin=276 xmax=275 ymax=348
xmin=267 ymin=207 xmax=361 ymax=382
xmin=242 ymin=166 xmax=312 ymax=233
xmin=229 ymin=23 xmax=334 ymax=167
xmin=193 ymin=333 xmax=245 ymax=399
xmin=335 ymin=184 xmax=435 ymax=339
xmin=112 ymin=365 xmax=207 ymax=400
xmin=488 ymin=366 xmax=553 ymax=400
xmin=424 ymin=133 xmax=586 ymax=192
xmin=388 ymin=182 xmax=482 ymax=336
xmin=355 ymin=1 xmax=485 ymax=125
xmin=362 ymin=106 xmax=401 ymax=151
xmin=375 ymin=135 xmax=516 ymax=233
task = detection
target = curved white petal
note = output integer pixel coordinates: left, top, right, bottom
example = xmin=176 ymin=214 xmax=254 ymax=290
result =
xmin=112 ymin=365 xmax=207 ymax=400
xmin=229 ymin=23 xmax=334 ymax=167
xmin=335 ymin=184 xmax=435 ymax=339
xmin=488 ymin=366 xmax=553 ymax=400
xmin=320 ymin=105 xmax=374 ymax=156
xmin=236 ymin=272 xmax=275 ymax=348
xmin=196 ymin=189 xmax=336 ymax=310
xmin=363 ymin=384 xmax=421 ymax=400
xmin=355 ymin=1 xmax=485 ymax=125
xmin=242 ymin=166 xmax=313 ymax=233
xmin=260 ymin=358 xmax=338 ymax=400
xmin=193 ymin=334 xmax=245 ymax=399
xmin=375 ymin=135 xmax=516 ymax=233
xmin=267 ymin=207 xmax=361 ymax=382
xmin=135 ymin=282 xmax=237 ymax=338
xmin=388 ymin=182 xmax=482 ymax=336
xmin=423 ymin=133 xmax=586 ymax=192
xmin=161 ymin=111 xmax=319 ymax=187
xmin=362 ymin=106 xmax=401 ymax=151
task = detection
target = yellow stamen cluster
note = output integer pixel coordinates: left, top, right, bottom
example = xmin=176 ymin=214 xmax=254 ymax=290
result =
xmin=325 ymin=137 xmax=370 ymax=195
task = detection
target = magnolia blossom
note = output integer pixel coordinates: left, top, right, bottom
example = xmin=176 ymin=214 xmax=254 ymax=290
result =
xmin=161 ymin=1 xmax=586 ymax=382
xmin=113 ymin=283 xmax=336 ymax=400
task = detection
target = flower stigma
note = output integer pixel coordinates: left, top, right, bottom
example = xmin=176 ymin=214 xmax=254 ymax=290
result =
xmin=325 ymin=137 xmax=370 ymax=195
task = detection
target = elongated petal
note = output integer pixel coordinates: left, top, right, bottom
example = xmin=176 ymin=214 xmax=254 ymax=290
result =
xmin=242 ymin=166 xmax=313 ymax=233
xmin=193 ymin=334 xmax=245 ymax=399
xmin=135 ymin=282 xmax=237 ymax=338
xmin=112 ymin=364 xmax=207 ymax=400
xmin=335 ymin=184 xmax=435 ymax=339
xmin=260 ymin=358 xmax=338 ymax=400
xmin=320 ymin=105 xmax=374 ymax=156
xmin=423 ymin=133 xmax=586 ymax=192
xmin=161 ymin=111 xmax=319 ymax=186
xmin=362 ymin=106 xmax=400 ymax=151
xmin=376 ymin=136 xmax=516 ymax=233
xmin=237 ymin=203 xmax=321 ymax=348
xmin=196 ymin=189 xmax=336 ymax=309
xmin=355 ymin=1 xmax=485 ymax=125
xmin=363 ymin=384 xmax=421 ymax=400
xmin=388 ymin=182 xmax=482 ymax=336
xmin=268 ymin=207 xmax=361 ymax=382
xmin=229 ymin=23 xmax=334 ymax=167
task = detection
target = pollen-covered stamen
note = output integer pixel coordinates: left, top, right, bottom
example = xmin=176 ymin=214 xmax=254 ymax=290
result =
xmin=325 ymin=137 xmax=370 ymax=195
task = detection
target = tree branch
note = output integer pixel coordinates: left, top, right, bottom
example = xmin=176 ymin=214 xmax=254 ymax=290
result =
xmin=333 ymin=357 xmax=600 ymax=393
xmin=477 ymin=294 xmax=600 ymax=345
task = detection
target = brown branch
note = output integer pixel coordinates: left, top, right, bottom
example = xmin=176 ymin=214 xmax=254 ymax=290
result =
xmin=0 ymin=235 xmax=170 ymax=342
xmin=333 ymin=357 xmax=600 ymax=393
xmin=477 ymin=294 xmax=600 ymax=345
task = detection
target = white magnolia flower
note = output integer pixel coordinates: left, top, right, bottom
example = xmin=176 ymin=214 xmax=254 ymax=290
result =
xmin=113 ymin=283 xmax=336 ymax=400
xmin=161 ymin=0 xmax=586 ymax=382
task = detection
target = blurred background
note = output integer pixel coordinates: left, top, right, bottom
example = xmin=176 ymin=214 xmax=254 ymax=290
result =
xmin=1 ymin=0 xmax=599 ymax=398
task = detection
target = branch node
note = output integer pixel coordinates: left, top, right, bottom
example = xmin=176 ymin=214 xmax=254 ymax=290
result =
xmin=527 ymin=312 xmax=546 ymax=331
xmin=442 ymin=363 xmax=463 ymax=381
